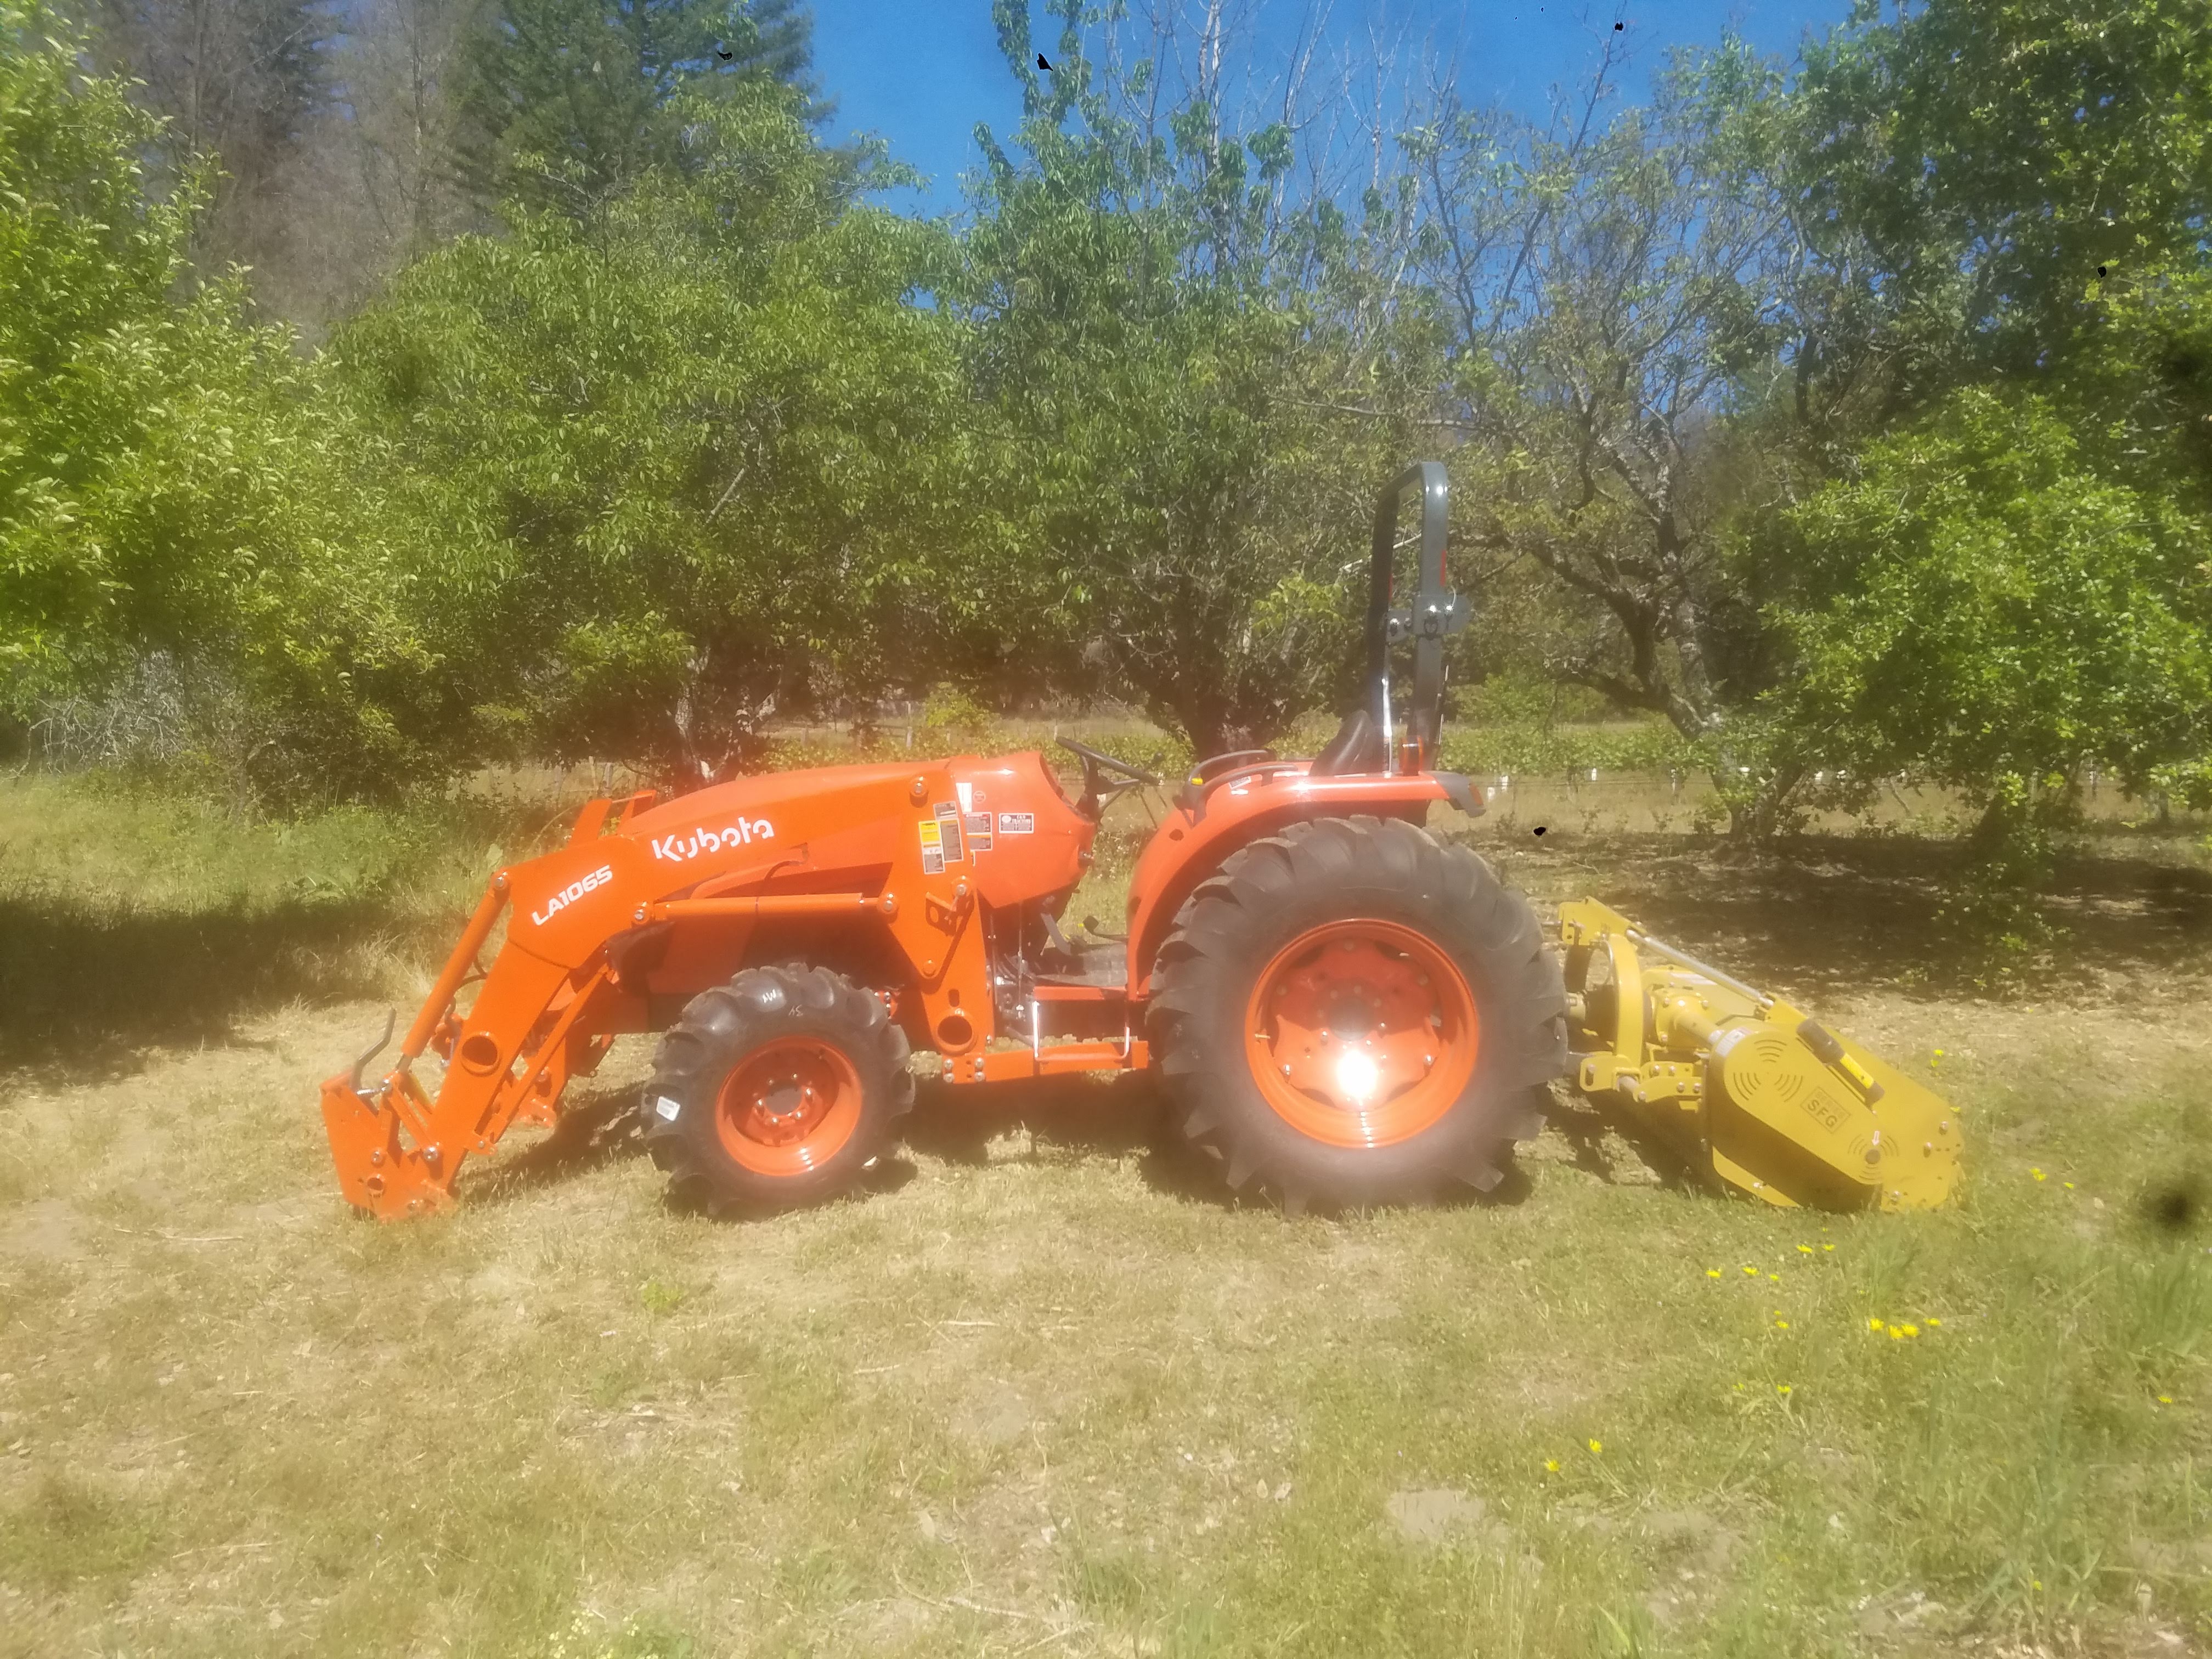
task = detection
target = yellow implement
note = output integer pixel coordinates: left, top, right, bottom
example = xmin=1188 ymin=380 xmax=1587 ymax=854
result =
xmin=1557 ymin=900 xmax=1963 ymax=1210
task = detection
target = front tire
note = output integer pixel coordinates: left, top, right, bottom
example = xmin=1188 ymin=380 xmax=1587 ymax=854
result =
xmin=1149 ymin=815 xmax=1566 ymax=1211
xmin=643 ymin=965 xmax=913 ymax=1216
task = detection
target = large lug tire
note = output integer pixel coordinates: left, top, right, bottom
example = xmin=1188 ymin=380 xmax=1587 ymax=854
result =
xmin=642 ymin=964 xmax=913 ymax=1216
xmin=1149 ymin=815 xmax=1567 ymax=1211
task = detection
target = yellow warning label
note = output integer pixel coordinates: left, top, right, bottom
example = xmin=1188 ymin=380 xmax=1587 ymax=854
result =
xmin=918 ymin=817 xmax=944 ymax=875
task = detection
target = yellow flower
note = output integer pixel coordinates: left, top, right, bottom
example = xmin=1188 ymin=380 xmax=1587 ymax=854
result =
xmin=1544 ymin=1457 xmax=1560 ymax=1471
xmin=1869 ymin=1316 xmax=1884 ymax=1331
xmin=1742 ymin=1266 xmax=1758 ymax=1277
xmin=1587 ymin=1438 xmax=1603 ymax=1455
xmin=1768 ymin=1272 xmax=1781 ymax=1282
xmin=1797 ymin=1244 xmax=1813 ymax=1255
xmin=1900 ymin=1323 xmax=1920 ymax=1338
xmin=1888 ymin=1324 xmax=1905 ymax=1340
xmin=1706 ymin=1268 xmax=1722 ymax=1278
xmin=1775 ymin=1384 xmax=1792 ymax=1396
xmin=2063 ymin=1181 xmax=2075 ymax=1190
xmin=1822 ymin=1243 xmax=1835 ymax=1252
xmin=1774 ymin=1319 xmax=1790 ymax=1330
xmin=2031 ymin=1579 xmax=2042 ymax=1592
xmin=2157 ymin=1395 xmax=2174 ymax=1406
xmin=2030 ymin=1167 xmax=2046 ymax=1182
xmin=1925 ymin=1317 xmax=1942 ymax=1328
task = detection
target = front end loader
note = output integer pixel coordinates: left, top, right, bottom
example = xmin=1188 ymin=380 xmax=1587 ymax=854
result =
xmin=319 ymin=464 xmax=1964 ymax=1219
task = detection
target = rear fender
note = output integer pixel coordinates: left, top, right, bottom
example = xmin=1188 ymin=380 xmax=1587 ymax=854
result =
xmin=1125 ymin=770 xmax=1471 ymax=994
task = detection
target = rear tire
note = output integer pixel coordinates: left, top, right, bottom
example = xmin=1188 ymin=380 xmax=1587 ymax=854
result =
xmin=643 ymin=965 xmax=913 ymax=1216
xmin=1148 ymin=815 xmax=1566 ymax=1211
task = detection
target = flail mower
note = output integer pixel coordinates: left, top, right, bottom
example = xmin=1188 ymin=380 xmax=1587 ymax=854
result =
xmin=320 ymin=465 xmax=1963 ymax=1220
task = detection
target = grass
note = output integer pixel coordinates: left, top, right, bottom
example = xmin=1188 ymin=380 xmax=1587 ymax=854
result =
xmin=0 ymin=764 xmax=2208 ymax=1657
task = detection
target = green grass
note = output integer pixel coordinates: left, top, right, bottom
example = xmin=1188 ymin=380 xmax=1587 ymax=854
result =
xmin=0 ymin=766 xmax=2207 ymax=1656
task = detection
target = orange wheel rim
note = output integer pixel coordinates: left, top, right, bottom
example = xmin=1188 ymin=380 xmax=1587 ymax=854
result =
xmin=1243 ymin=919 xmax=1480 ymax=1148
xmin=715 ymin=1037 xmax=862 ymax=1177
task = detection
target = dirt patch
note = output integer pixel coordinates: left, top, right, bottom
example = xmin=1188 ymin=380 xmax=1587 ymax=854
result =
xmin=954 ymin=1380 xmax=1032 ymax=1448
xmin=2 ymin=1197 xmax=84 ymax=1262
xmin=1640 ymin=1508 xmax=1738 ymax=1575
xmin=1386 ymin=1487 xmax=1488 ymax=1544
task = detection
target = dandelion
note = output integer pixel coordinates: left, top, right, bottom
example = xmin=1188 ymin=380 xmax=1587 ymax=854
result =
xmin=1776 ymin=1384 xmax=1792 ymax=1397
xmin=2157 ymin=1395 xmax=2174 ymax=1406
xmin=1706 ymin=1268 xmax=1722 ymax=1279
xmin=1742 ymin=1266 xmax=1759 ymax=1277
xmin=1869 ymin=1317 xmax=1885 ymax=1331
xmin=1775 ymin=1319 xmax=1790 ymax=1330
xmin=1544 ymin=1458 xmax=1560 ymax=1471
xmin=1768 ymin=1272 xmax=1780 ymax=1282
xmin=1797 ymin=1244 xmax=1813 ymax=1255
xmin=1822 ymin=1243 xmax=1835 ymax=1252
xmin=2063 ymin=1181 xmax=2075 ymax=1190
xmin=1900 ymin=1323 xmax=1920 ymax=1338
xmin=2031 ymin=1579 xmax=2043 ymax=1592
xmin=2030 ymin=1167 xmax=2046 ymax=1182
xmin=1925 ymin=1317 xmax=1942 ymax=1328
xmin=1888 ymin=1324 xmax=1905 ymax=1340
xmin=1587 ymin=1438 xmax=1603 ymax=1455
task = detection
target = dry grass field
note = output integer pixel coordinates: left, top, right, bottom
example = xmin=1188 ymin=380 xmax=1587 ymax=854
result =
xmin=2 ymin=767 xmax=2209 ymax=1658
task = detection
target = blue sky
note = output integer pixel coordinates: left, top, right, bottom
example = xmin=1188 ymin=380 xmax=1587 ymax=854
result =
xmin=804 ymin=0 xmax=1860 ymax=213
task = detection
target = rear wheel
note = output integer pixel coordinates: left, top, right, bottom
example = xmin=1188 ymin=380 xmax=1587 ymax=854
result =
xmin=643 ymin=965 xmax=913 ymax=1215
xmin=1149 ymin=815 xmax=1566 ymax=1210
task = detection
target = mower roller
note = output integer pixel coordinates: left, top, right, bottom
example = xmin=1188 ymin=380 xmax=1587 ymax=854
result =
xmin=319 ymin=464 xmax=1965 ymax=1219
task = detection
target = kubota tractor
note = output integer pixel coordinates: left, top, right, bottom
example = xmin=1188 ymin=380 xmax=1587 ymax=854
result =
xmin=321 ymin=465 xmax=1963 ymax=1220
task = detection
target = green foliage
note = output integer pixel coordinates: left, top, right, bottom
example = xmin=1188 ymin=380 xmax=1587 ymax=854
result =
xmin=336 ymin=85 xmax=989 ymax=781
xmin=955 ymin=1 xmax=1424 ymax=758
xmin=452 ymin=0 xmax=818 ymax=214
xmin=0 ymin=8 xmax=435 ymax=800
xmin=1788 ymin=0 xmax=2212 ymax=400
xmin=1769 ymin=388 xmax=2212 ymax=811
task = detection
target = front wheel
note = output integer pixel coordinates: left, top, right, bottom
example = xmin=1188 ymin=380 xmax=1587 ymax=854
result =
xmin=1149 ymin=815 xmax=1566 ymax=1210
xmin=643 ymin=965 xmax=913 ymax=1216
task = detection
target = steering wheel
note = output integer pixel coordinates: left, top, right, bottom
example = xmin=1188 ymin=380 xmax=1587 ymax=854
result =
xmin=1059 ymin=738 xmax=1162 ymax=819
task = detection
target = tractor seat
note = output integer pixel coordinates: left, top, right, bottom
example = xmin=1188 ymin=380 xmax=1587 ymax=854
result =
xmin=1308 ymin=708 xmax=1387 ymax=776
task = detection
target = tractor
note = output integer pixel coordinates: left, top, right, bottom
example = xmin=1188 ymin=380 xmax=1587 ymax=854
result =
xmin=320 ymin=465 xmax=1963 ymax=1219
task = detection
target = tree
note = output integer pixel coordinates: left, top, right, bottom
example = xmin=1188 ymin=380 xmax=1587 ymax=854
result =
xmin=328 ymin=0 xmax=484 ymax=278
xmin=449 ymin=0 xmax=819 ymax=215
xmin=1 ymin=6 xmax=437 ymax=798
xmin=1409 ymin=37 xmax=1795 ymax=816
xmin=1768 ymin=388 xmax=2212 ymax=854
xmin=957 ymin=0 xmax=1425 ymax=758
xmin=334 ymin=84 xmax=988 ymax=781
xmin=91 ymin=0 xmax=340 ymax=314
xmin=1784 ymin=0 xmax=2212 ymax=413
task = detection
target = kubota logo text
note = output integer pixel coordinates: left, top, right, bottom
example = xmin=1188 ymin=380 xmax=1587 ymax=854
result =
xmin=532 ymin=864 xmax=613 ymax=927
xmin=651 ymin=817 xmax=775 ymax=862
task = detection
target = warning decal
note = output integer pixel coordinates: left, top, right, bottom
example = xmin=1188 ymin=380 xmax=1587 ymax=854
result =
xmin=933 ymin=802 xmax=966 ymax=864
xmin=964 ymin=811 xmax=993 ymax=852
xmin=997 ymin=812 xmax=1035 ymax=835
xmin=918 ymin=817 xmax=945 ymax=875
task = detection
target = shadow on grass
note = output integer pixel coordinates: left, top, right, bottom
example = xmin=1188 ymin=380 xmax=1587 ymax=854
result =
xmin=907 ymin=1068 xmax=1537 ymax=1215
xmin=0 ymin=893 xmax=443 ymax=1079
xmin=1483 ymin=830 xmax=2212 ymax=1001
xmin=462 ymin=1082 xmax=648 ymax=1206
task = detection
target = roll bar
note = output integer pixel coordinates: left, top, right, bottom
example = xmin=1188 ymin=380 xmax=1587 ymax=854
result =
xmin=1364 ymin=461 xmax=1468 ymax=771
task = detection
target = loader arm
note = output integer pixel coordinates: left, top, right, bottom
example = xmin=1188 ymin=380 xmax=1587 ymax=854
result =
xmin=319 ymin=753 xmax=1097 ymax=1218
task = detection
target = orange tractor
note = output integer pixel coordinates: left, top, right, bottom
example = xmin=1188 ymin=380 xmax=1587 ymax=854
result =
xmin=321 ymin=466 xmax=1962 ymax=1220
